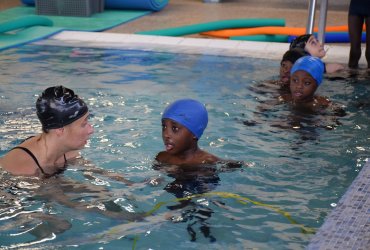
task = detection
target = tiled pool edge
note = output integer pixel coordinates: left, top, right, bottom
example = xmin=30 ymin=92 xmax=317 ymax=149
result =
xmin=36 ymin=31 xmax=369 ymax=249
xmin=35 ymin=31 xmax=365 ymax=65
xmin=307 ymin=159 xmax=370 ymax=250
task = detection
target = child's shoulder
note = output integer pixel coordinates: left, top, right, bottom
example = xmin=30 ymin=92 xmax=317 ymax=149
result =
xmin=198 ymin=150 xmax=220 ymax=165
xmin=155 ymin=151 xmax=170 ymax=163
xmin=314 ymin=95 xmax=331 ymax=108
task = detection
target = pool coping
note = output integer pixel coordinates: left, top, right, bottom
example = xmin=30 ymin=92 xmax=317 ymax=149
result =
xmin=35 ymin=30 xmax=366 ymax=65
xmin=36 ymin=31 xmax=369 ymax=248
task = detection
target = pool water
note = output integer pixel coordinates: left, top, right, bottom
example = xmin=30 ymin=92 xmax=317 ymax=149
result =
xmin=0 ymin=45 xmax=369 ymax=249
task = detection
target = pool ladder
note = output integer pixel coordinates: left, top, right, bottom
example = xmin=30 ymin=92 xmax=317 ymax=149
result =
xmin=307 ymin=0 xmax=328 ymax=46
xmin=204 ymin=0 xmax=329 ymax=46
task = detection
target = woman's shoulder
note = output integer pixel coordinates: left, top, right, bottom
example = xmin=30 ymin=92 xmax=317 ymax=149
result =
xmin=0 ymin=150 xmax=39 ymax=176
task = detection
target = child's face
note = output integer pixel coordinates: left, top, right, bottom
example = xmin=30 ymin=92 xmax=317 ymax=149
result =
xmin=279 ymin=60 xmax=294 ymax=85
xmin=161 ymin=119 xmax=195 ymax=155
xmin=290 ymin=70 xmax=318 ymax=103
xmin=305 ymin=36 xmax=326 ymax=58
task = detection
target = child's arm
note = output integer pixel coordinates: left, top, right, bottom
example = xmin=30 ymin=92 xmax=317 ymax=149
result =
xmin=69 ymin=156 xmax=134 ymax=186
xmin=325 ymin=63 xmax=345 ymax=73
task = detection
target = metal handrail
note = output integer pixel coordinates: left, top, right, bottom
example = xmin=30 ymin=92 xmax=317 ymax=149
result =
xmin=306 ymin=0 xmax=328 ymax=46
xmin=317 ymin=0 xmax=328 ymax=45
xmin=306 ymin=0 xmax=317 ymax=34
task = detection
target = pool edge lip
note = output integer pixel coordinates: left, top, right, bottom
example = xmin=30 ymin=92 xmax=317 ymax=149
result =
xmin=34 ymin=31 xmax=366 ymax=65
xmin=307 ymin=159 xmax=370 ymax=249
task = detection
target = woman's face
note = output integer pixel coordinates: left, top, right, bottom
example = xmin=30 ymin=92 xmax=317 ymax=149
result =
xmin=161 ymin=119 xmax=195 ymax=156
xmin=305 ymin=36 xmax=326 ymax=58
xmin=64 ymin=112 xmax=94 ymax=150
xmin=290 ymin=70 xmax=318 ymax=103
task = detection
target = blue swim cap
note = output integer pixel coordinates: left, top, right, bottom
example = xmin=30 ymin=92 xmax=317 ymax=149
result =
xmin=290 ymin=56 xmax=325 ymax=86
xmin=162 ymin=99 xmax=208 ymax=139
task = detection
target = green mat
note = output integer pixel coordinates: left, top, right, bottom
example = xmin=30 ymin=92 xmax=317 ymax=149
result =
xmin=0 ymin=6 xmax=150 ymax=51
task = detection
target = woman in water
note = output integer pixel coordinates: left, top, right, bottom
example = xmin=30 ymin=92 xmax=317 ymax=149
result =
xmin=0 ymin=85 xmax=94 ymax=177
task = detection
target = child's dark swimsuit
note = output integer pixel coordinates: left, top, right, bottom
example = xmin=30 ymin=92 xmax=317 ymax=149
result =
xmin=11 ymin=138 xmax=67 ymax=177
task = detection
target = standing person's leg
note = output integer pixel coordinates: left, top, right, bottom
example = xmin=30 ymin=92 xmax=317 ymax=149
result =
xmin=348 ymin=15 xmax=364 ymax=68
xmin=365 ymin=17 xmax=370 ymax=68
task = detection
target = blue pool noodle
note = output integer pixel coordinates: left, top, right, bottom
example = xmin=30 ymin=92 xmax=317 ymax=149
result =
xmin=105 ymin=0 xmax=168 ymax=11
xmin=288 ymin=32 xmax=366 ymax=43
xmin=21 ymin=0 xmax=168 ymax=11
xmin=21 ymin=0 xmax=34 ymax=5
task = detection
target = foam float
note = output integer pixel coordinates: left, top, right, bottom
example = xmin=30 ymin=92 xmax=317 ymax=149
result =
xmin=201 ymin=25 xmax=352 ymax=38
xmin=230 ymin=35 xmax=289 ymax=42
xmin=137 ymin=18 xmax=285 ymax=36
xmin=288 ymin=32 xmax=367 ymax=43
xmin=0 ymin=16 xmax=58 ymax=51
xmin=0 ymin=16 xmax=53 ymax=33
xmin=230 ymin=32 xmax=367 ymax=43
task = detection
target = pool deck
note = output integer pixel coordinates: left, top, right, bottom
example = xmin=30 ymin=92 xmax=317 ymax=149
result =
xmin=2 ymin=0 xmax=370 ymax=249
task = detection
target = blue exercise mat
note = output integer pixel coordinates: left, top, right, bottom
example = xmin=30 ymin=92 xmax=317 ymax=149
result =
xmin=21 ymin=0 xmax=168 ymax=11
xmin=21 ymin=0 xmax=34 ymax=5
xmin=105 ymin=0 xmax=168 ymax=11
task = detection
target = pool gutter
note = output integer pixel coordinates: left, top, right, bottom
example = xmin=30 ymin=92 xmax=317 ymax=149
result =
xmin=35 ymin=31 xmax=364 ymax=65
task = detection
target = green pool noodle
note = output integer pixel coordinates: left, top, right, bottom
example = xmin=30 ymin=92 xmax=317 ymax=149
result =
xmin=230 ymin=34 xmax=289 ymax=42
xmin=136 ymin=18 xmax=285 ymax=36
xmin=0 ymin=16 xmax=53 ymax=33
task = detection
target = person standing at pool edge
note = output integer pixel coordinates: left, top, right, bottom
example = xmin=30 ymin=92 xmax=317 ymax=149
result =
xmin=156 ymin=99 xmax=220 ymax=165
xmin=0 ymin=86 xmax=94 ymax=177
xmin=348 ymin=0 xmax=370 ymax=68
xmin=279 ymin=48 xmax=307 ymax=91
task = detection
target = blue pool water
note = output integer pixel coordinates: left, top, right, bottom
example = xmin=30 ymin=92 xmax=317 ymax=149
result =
xmin=0 ymin=44 xmax=369 ymax=249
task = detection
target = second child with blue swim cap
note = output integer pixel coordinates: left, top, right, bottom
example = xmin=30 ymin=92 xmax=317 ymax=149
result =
xmin=156 ymin=99 xmax=220 ymax=166
xmin=288 ymin=56 xmax=331 ymax=109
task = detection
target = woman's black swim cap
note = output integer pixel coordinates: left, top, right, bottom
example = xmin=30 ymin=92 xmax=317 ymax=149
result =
xmin=36 ymin=86 xmax=88 ymax=130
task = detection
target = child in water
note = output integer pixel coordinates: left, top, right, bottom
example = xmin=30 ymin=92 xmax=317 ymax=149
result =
xmin=290 ymin=34 xmax=344 ymax=73
xmin=283 ymin=55 xmax=330 ymax=111
xmin=156 ymin=99 xmax=220 ymax=166
xmin=279 ymin=48 xmax=307 ymax=91
xmin=154 ymin=99 xmax=243 ymax=242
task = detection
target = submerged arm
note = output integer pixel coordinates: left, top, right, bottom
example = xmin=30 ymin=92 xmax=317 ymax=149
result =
xmin=69 ymin=156 xmax=134 ymax=186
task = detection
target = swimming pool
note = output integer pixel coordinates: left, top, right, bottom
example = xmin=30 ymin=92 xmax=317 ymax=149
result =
xmin=0 ymin=44 xmax=369 ymax=249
